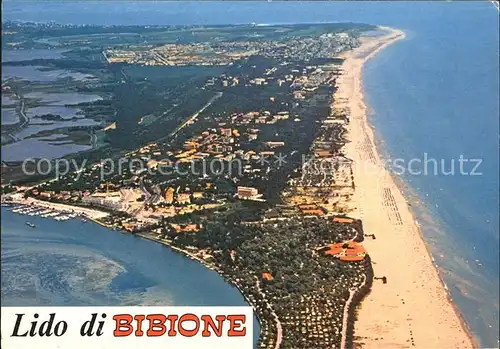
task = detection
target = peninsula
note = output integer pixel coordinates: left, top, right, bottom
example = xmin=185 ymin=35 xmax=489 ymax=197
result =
xmin=337 ymin=29 xmax=475 ymax=348
xmin=1 ymin=22 xmax=475 ymax=348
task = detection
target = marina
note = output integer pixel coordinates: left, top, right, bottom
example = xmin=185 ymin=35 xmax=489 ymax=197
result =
xmin=10 ymin=205 xmax=80 ymax=222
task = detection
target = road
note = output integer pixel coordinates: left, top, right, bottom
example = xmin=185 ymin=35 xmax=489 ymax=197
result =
xmin=89 ymin=131 xmax=98 ymax=149
xmin=340 ymin=275 xmax=367 ymax=349
xmin=6 ymin=99 xmax=28 ymax=143
xmin=169 ymin=92 xmax=223 ymax=138
xmin=255 ymin=278 xmax=283 ymax=349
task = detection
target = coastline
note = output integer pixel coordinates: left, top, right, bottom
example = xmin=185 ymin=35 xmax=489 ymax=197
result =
xmin=0 ymin=201 xmax=265 ymax=343
xmin=0 ymin=27 xmax=479 ymax=349
xmin=338 ymin=27 xmax=477 ymax=347
xmin=134 ymin=231 xmax=270 ymax=346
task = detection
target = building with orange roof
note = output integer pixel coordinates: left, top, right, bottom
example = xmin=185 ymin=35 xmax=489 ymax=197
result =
xmin=298 ymin=204 xmax=319 ymax=210
xmin=147 ymin=160 xmax=158 ymax=169
xmin=323 ymin=241 xmax=366 ymax=262
xmin=237 ymin=186 xmax=259 ymax=199
xmin=314 ymin=150 xmax=333 ymax=158
xmin=340 ymin=255 xmax=365 ymax=262
xmin=262 ymin=272 xmax=274 ymax=281
xmin=165 ymin=187 xmax=175 ymax=204
xmin=324 ymin=245 xmax=344 ymax=256
xmin=122 ymin=222 xmax=135 ymax=232
xmin=302 ymin=209 xmax=325 ymax=216
xmin=170 ymin=223 xmax=199 ymax=233
xmin=175 ymin=149 xmax=197 ymax=159
xmin=177 ymin=193 xmax=191 ymax=205
xmin=333 ymin=217 xmax=354 ymax=224
xmin=183 ymin=141 xmax=200 ymax=150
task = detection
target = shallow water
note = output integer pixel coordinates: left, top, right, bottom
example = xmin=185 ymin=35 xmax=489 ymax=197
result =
xmin=1 ymin=138 xmax=92 ymax=161
xmin=1 ymin=207 xmax=248 ymax=306
xmin=2 ymin=49 xmax=65 ymax=62
xmin=2 ymin=91 xmax=102 ymax=161
xmin=2 ymin=94 xmax=18 ymax=106
xmin=1 ymin=116 xmax=99 ymax=161
xmin=0 ymin=207 xmax=260 ymax=344
xmin=2 ymin=65 xmax=95 ymax=82
xmin=1 ymin=108 xmax=19 ymax=125
xmin=17 ymin=117 xmax=98 ymax=137
xmin=26 ymin=106 xmax=83 ymax=119
xmin=24 ymin=92 xmax=102 ymax=105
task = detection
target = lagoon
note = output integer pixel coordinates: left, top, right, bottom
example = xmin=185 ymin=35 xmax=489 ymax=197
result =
xmin=1 ymin=108 xmax=19 ymax=125
xmin=3 ymin=49 xmax=65 ymax=62
xmin=2 ymin=65 xmax=95 ymax=82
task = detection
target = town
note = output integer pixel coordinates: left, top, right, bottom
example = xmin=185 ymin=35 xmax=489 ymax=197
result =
xmin=2 ymin=21 xmax=376 ymax=349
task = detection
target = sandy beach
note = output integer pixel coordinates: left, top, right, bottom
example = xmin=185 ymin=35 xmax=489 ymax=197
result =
xmin=0 ymin=26 xmax=479 ymax=349
xmin=336 ymin=28 xmax=476 ymax=348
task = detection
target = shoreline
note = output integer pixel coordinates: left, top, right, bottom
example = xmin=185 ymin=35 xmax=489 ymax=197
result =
xmin=134 ymin=232 xmax=269 ymax=346
xmin=2 ymin=194 xmax=109 ymax=221
xmin=0 ymin=201 xmax=266 ymax=346
xmin=338 ymin=27 xmax=477 ymax=347
xmin=0 ymin=27 xmax=478 ymax=348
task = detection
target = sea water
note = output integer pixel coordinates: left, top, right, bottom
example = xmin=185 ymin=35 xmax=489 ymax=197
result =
xmin=0 ymin=207 xmax=261 ymax=343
